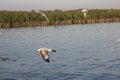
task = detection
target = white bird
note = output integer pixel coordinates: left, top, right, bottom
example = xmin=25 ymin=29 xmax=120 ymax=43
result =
xmin=81 ymin=9 xmax=88 ymax=18
xmin=36 ymin=48 xmax=56 ymax=63
xmin=81 ymin=9 xmax=88 ymax=12
xmin=34 ymin=10 xmax=49 ymax=23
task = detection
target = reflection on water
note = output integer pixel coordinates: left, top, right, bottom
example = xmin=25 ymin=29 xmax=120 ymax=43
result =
xmin=0 ymin=23 xmax=120 ymax=80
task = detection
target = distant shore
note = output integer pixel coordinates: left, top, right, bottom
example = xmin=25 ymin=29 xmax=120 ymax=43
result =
xmin=0 ymin=9 xmax=120 ymax=28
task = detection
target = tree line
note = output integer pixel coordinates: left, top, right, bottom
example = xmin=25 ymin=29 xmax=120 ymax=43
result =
xmin=0 ymin=9 xmax=120 ymax=28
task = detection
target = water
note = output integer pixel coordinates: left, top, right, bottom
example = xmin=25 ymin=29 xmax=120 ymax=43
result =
xmin=0 ymin=22 xmax=120 ymax=80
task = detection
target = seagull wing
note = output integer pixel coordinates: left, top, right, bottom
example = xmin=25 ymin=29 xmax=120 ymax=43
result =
xmin=43 ymin=15 xmax=49 ymax=23
xmin=41 ymin=50 xmax=50 ymax=63
xmin=42 ymin=54 xmax=49 ymax=63
xmin=34 ymin=10 xmax=49 ymax=23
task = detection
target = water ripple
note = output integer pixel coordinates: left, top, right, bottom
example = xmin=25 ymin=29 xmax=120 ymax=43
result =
xmin=0 ymin=23 xmax=120 ymax=80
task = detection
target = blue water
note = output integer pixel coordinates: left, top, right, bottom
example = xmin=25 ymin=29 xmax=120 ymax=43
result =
xmin=0 ymin=22 xmax=120 ymax=80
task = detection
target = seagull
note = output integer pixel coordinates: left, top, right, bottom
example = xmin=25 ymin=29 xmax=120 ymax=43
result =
xmin=34 ymin=10 xmax=49 ymax=23
xmin=36 ymin=48 xmax=56 ymax=63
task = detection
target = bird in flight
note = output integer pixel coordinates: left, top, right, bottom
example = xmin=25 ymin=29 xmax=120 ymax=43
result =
xmin=36 ymin=48 xmax=56 ymax=63
xmin=34 ymin=10 xmax=49 ymax=23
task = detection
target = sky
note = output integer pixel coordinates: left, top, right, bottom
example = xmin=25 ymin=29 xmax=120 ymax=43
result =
xmin=0 ymin=0 xmax=120 ymax=10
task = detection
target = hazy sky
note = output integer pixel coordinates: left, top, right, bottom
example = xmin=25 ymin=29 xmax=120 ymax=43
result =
xmin=0 ymin=0 xmax=120 ymax=10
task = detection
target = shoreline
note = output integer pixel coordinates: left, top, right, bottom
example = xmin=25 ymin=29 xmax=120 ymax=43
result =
xmin=0 ymin=9 xmax=120 ymax=28
xmin=1 ymin=18 xmax=120 ymax=28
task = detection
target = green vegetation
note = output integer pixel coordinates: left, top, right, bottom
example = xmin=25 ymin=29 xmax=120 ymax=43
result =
xmin=0 ymin=9 xmax=120 ymax=28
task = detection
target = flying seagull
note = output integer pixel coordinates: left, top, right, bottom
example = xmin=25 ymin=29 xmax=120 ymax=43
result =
xmin=34 ymin=10 xmax=49 ymax=23
xmin=36 ymin=48 xmax=56 ymax=63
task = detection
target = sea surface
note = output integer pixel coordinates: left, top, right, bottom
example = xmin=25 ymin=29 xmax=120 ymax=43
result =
xmin=0 ymin=22 xmax=120 ymax=80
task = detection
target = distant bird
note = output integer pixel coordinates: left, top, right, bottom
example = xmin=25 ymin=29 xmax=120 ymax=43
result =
xmin=81 ymin=9 xmax=88 ymax=18
xmin=34 ymin=10 xmax=49 ymax=23
xmin=36 ymin=48 xmax=56 ymax=63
